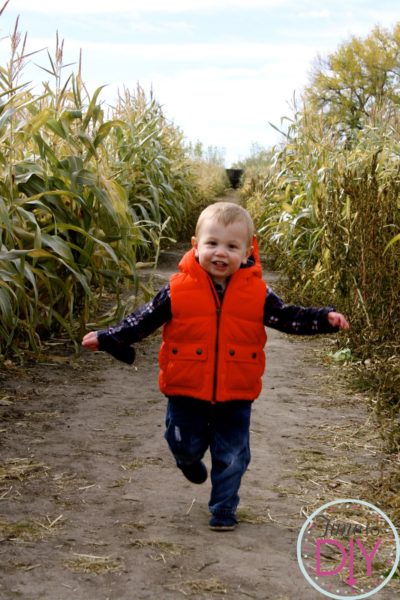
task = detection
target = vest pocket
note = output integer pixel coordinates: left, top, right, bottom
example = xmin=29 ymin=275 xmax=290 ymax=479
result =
xmin=224 ymin=343 xmax=265 ymax=394
xmin=164 ymin=343 xmax=208 ymax=390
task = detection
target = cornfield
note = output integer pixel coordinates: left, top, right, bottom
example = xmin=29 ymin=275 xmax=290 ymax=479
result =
xmin=241 ymin=103 xmax=400 ymax=443
xmin=0 ymin=20 xmax=225 ymax=356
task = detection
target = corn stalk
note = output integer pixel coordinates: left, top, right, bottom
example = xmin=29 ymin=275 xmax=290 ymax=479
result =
xmin=0 ymin=23 xmax=196 ymax=355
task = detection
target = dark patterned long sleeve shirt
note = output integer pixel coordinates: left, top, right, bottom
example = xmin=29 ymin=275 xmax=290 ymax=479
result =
xmin=97 ymin=282 xmax=337 ymax=362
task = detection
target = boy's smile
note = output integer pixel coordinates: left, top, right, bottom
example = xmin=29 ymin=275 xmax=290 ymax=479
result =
xmin=192 ymin=219 xmax=253 ymax=287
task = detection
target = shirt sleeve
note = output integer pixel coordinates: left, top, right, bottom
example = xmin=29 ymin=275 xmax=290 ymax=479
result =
xmin=97 ymin=283 xmax=172 ymax=351
xmin=264 ymin=286 xmax=338 ymax=335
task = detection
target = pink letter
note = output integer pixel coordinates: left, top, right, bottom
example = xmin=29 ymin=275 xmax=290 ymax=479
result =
xmin=346 ymin=538 xmax=357 ymax=586
xmin=316 ymin=539 xmax=347 ymax=576
xmin=356 ymin=538 xmax=382 ymax=576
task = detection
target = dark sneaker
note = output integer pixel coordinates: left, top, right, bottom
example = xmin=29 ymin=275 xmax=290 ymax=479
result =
xmin=209 ymin=515 xmax=238 ymax=531
xmin=178 ymin=460 xmax=208 ymax=484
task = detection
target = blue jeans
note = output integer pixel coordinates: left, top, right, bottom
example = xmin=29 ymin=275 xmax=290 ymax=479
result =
xmin=164 ymin=396 xmax=252 ymax=517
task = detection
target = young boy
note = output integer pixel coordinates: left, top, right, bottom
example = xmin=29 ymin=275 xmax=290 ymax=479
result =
xmin=82 ymin=202 xmax=349 ymax=531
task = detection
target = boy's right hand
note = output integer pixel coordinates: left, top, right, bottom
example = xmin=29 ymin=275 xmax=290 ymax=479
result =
xmin=81 ymin=331 xmax=99 ymax=352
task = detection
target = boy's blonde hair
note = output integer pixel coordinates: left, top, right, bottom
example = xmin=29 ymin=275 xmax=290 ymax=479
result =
xmin=195 ymin=202 xmax=254 ymax=246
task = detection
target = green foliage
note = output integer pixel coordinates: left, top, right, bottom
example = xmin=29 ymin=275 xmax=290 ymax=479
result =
xmin=245 ymin=105 xmax=400 ymax=352
xmin=240 ymin=24 xmax=400 ymax=418
xmin=305 ymin=23 xmax=400 ymax=135
xmin=236 ymin=144 xmax=275 ymax=237
xmin=186 ymin=140 xmax=226 ymax=167
xmin=234 ymin=142 xmax=271 ymax=170
xmin=0 ymin=23 xmax=199 ymax=356
xmin=183 ymin=140 xmax=230 ymax=233
xmin=107 ymin=87 xmax=197 ymax=245
xmin=186 ymin=139 xmax=229 ymax=208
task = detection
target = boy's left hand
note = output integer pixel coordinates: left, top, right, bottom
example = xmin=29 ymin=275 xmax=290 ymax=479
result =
xmin=327 ymin=312 xmax=350 ymax=330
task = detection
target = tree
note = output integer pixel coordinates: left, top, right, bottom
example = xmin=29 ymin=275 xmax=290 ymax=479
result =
xmin=304 ymin=24 xmax=400 ymax=133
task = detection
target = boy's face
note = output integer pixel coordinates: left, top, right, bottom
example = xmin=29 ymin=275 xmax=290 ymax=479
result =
xmin=191 ymin=219 xmax=252 ymax=287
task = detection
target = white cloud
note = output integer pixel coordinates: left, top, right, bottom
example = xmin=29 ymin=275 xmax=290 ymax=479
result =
xmin=25 ymin=37 xmax=319 ymax=65
xmin=10 ymin=0 xmax=289 ymax=15
xmin=101 ymin=60 xmax=311 ymax=165
xmin=129 ymin=20 xmax=194 ymax=34
xmin=296 ymin=9 xmax=331 ymax=19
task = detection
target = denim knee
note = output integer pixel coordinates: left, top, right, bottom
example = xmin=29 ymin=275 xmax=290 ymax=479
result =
xmin=164 ymin=415 xmax=208 ymax=465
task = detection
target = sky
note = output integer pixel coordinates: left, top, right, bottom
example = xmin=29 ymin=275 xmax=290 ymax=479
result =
xmin=0 ymin=0 xmax=399 ymax=166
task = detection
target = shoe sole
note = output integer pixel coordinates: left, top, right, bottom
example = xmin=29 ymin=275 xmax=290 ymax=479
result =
xmin=208 ymin=524 xmax=237 ymax=531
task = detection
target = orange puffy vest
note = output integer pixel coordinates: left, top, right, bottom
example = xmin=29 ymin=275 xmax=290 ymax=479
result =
xmin=158 ymin=239 xmax=267 ymax=402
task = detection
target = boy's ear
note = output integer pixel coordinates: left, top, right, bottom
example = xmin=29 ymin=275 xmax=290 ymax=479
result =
xmin=242 ymin=245 xmax=253 ymax=263
xmin=191 ymin=236 xmax=198 ymax=255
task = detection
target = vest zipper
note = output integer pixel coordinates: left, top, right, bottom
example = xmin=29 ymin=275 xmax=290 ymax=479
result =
xmin=208 ymin=279 xmax=222 ymax=404
xmin=212 ymin=305 xmax=221 ymax=403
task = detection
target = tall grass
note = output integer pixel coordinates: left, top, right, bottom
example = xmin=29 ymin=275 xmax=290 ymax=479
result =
xmin=241 ymin=104 xmax=400 ymax=445
xmin=108 ymin=87 xmax=197 ymax=245
xmin=184 ymin=140 xmax=230 ymax=233
xmin=186 ymin=141 xmax=229 ymax=202
xmin=0 ymin=22 xmax=200 ymax=356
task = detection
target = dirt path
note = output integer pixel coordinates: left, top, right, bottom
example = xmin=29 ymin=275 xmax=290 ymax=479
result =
xmin=0 ymin=226 xmax=397 ymax=599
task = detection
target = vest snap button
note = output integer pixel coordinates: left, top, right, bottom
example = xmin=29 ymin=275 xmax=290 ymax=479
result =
xmin=252 ymin=352 xmax=257 ymax=358
xmin=229 ymin=349 xmax=235 ymax=356
xmin=196 ymin=348 xmax=203 ymax=355
xmin=172 ymin=348 xmax=178 ymax=354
